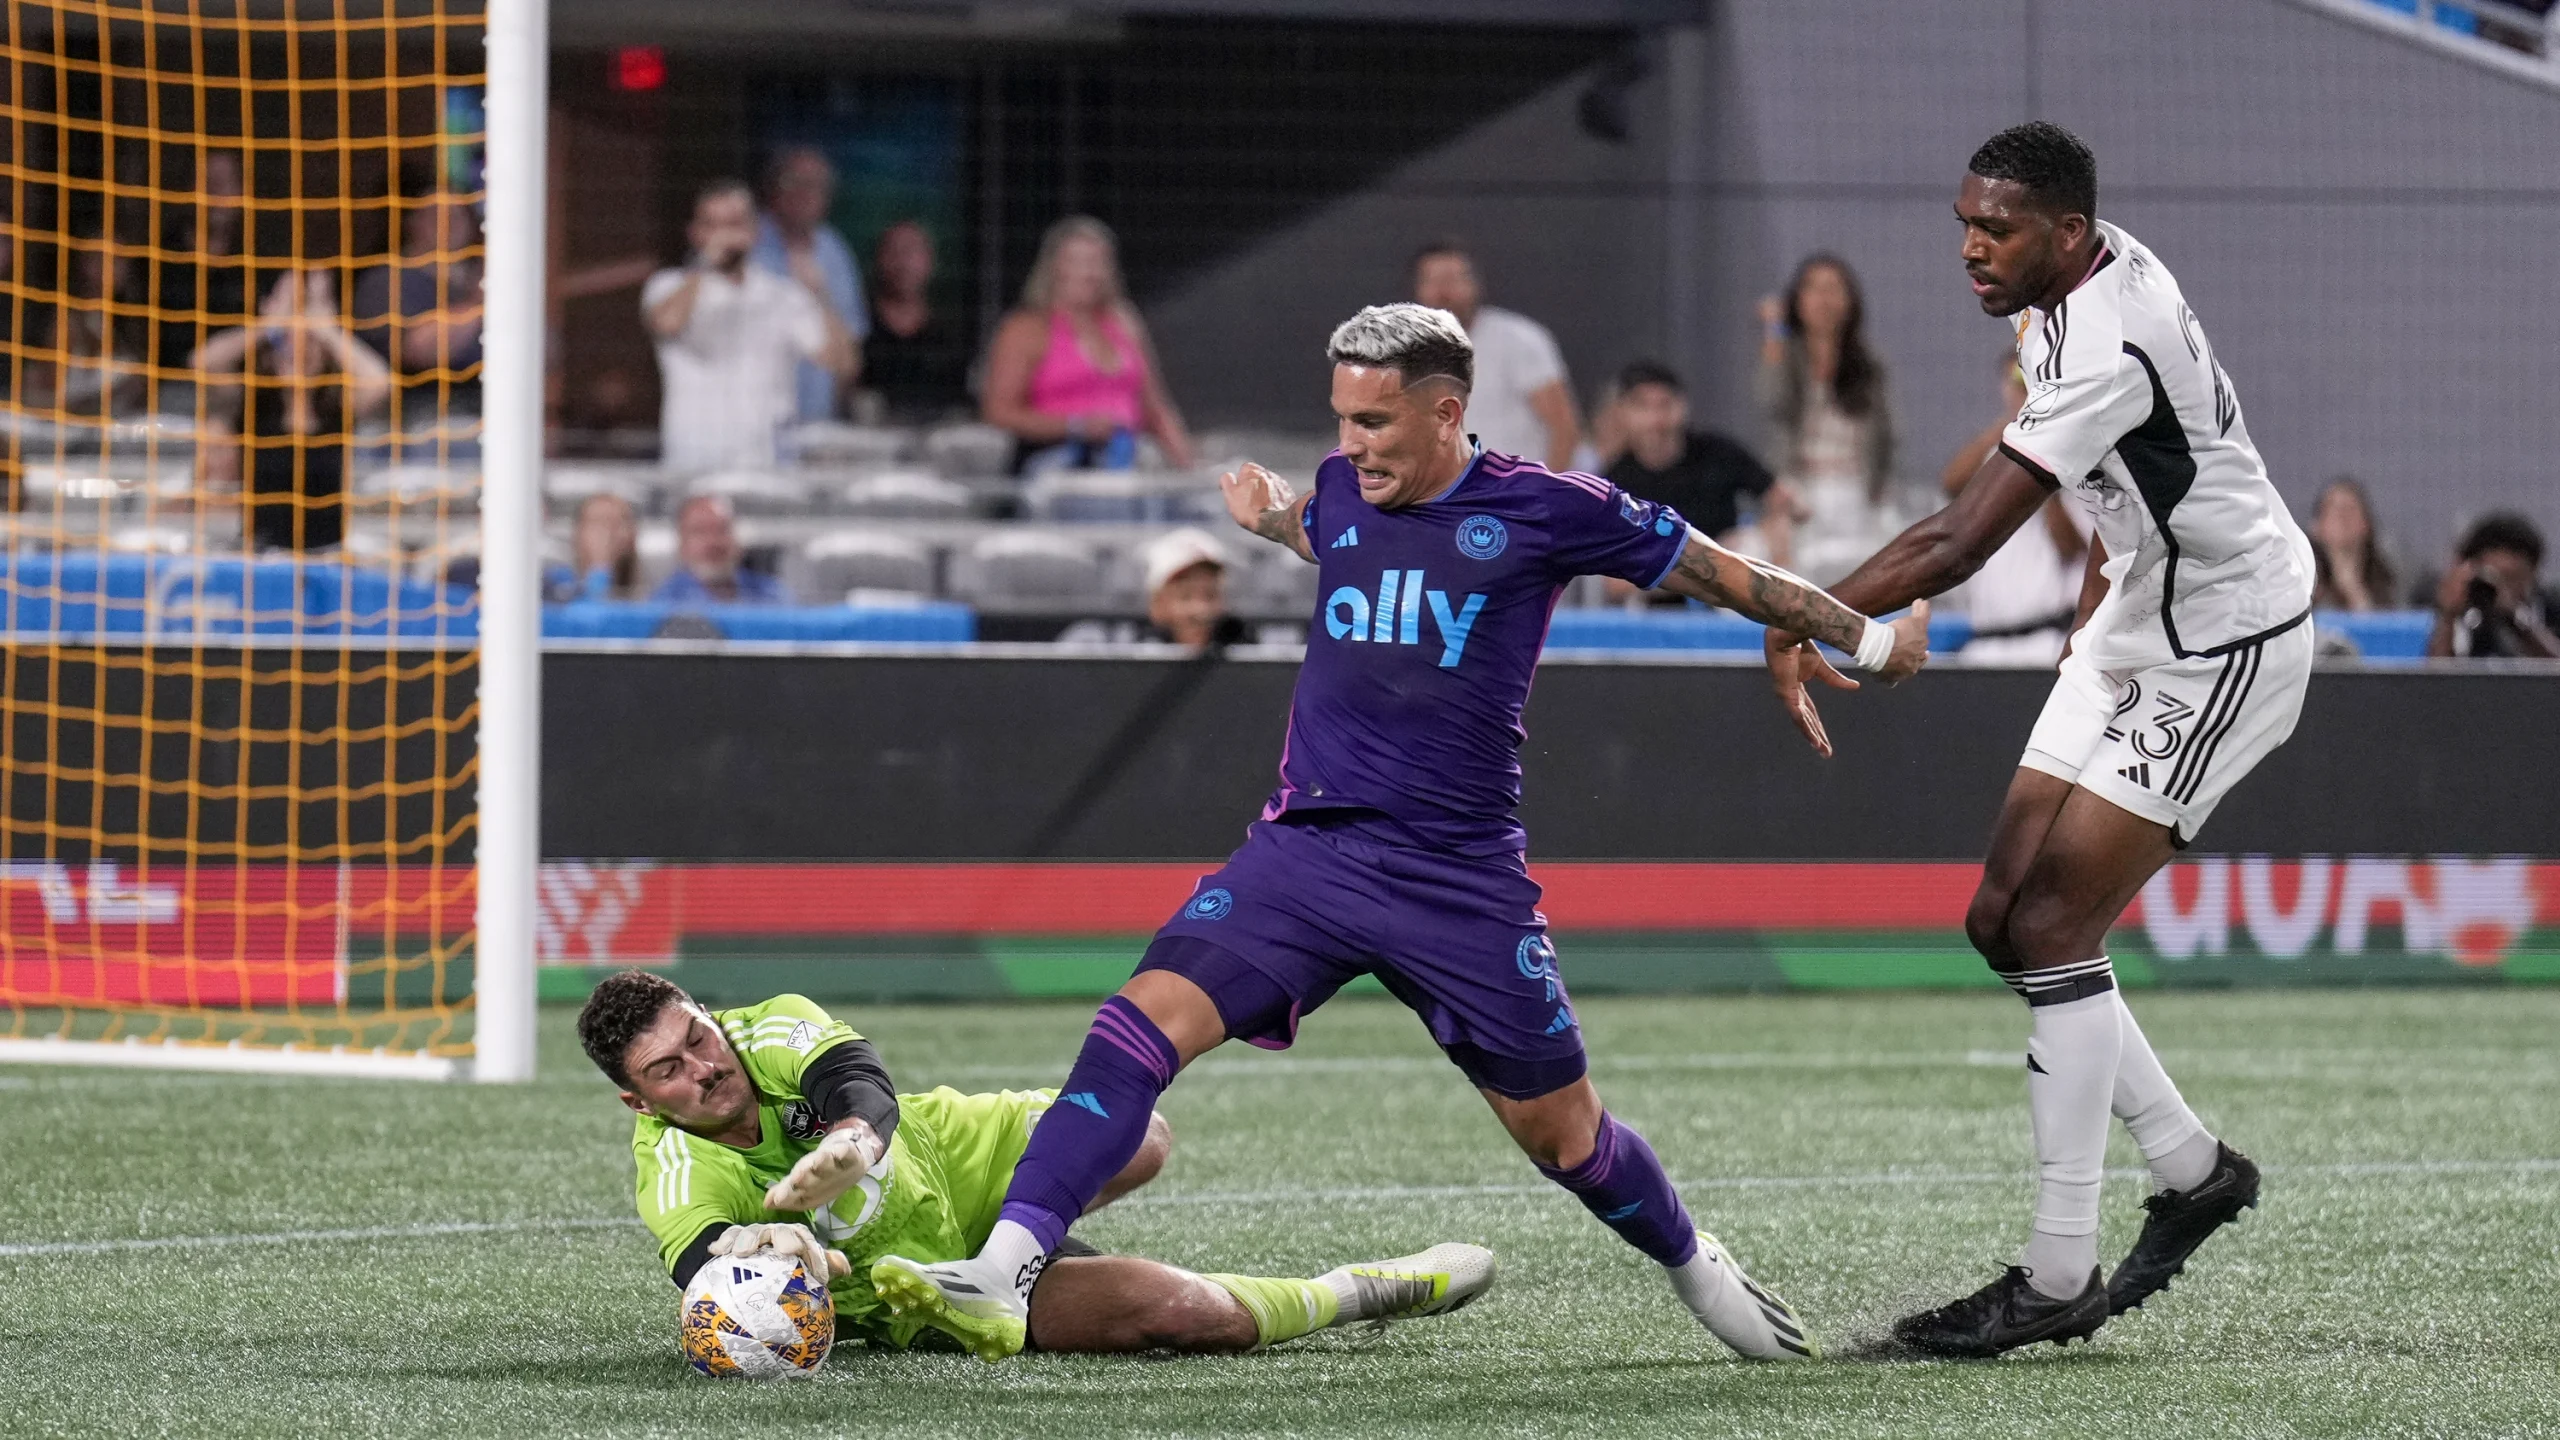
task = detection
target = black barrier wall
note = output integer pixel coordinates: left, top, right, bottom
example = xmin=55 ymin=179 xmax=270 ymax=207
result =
xmin=1 ymin=645 xmax=476 ymax=863
xmin=544 ymin=653 xmax=2560 ymax=861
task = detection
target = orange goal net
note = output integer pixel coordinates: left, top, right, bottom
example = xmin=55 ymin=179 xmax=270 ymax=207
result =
xmin=0 ymin=0 xmax=502 ymax=1076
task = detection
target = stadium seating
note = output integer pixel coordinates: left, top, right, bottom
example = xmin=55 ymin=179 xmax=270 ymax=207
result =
xmin=949 ymin=530 xmax=1109 ymax=611
xmin=788 ymin=530 xmax=939 ymax=601
xmin=834 ymin=469 xmax=977 ymax=520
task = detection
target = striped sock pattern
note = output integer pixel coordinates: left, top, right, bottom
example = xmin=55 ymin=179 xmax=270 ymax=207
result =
xmin=2013 ymin=955 xmax=2118 ymax=1008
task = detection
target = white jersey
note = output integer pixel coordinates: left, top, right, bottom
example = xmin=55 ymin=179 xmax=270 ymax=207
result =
xmin=1999 ymin=220 xmax=2312 ymax=671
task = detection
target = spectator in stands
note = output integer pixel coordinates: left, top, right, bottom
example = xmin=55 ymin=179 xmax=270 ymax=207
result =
xmin=37 ymin=236 xmax=153 ymax=419
xmin=2308 ymin=476 xmax=2398 ymax=612
xmin=752 ymin=146 xmax=867 ymax=422
xmin=1411 ymin=241 xmax=1579 ymax=471
xmin=353 ymin=192 xmax=485 ymax=432
xmin=547 ymin=492 xmax=641 ymax=602
xmin=652 ymin=493 xmax=787 ymax=605
xmin=644 ymin=178 xmax=853 ymax=471
xmin=1058 ymin=528 xmax=1250 ymax=648
xmin=2426 ymin=512 xmax=2559 ymax=659
xmin=1755 ymin=253 xmax=1898 ymax=585
xmin=860 ymin=220 xmax=971 ymax=423
xmin=153 ymin=148 xmax=250 ymax=374
xmin=193 ymin=271 xmax=393 ymax=552
xmin=1940 ymin=355 xmax=2090 ymax=665
xmin=982 ymin=216 xmax=1196 ymax=474
xmin=1601 ymin=360 xmax=1789 ymax=573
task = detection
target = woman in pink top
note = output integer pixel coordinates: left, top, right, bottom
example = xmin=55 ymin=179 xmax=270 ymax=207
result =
xmin=982 ymin=216 xmax=1197 ymax=472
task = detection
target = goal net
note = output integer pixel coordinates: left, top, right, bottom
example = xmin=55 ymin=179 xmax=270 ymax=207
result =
xmin=0 ymin=0 xmax=538 ymax=1080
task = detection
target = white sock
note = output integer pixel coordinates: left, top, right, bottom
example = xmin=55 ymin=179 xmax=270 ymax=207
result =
xmin=2111 ymin=992 xmax=2219 ymax=1193
xmin=1664 ymin=1247 xmax=1721 ymax=1320
xmin=977 ymin=1219 xmax=1049 ymax=1301
xmin=2019 ymin=982 xmax=2121 ymax=1299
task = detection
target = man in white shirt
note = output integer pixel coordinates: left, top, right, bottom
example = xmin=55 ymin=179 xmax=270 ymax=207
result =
xmin=1412 ymin=242 xmax=1580 ymax=470
xmin=643 ymin=179 xmax=853 ymax=472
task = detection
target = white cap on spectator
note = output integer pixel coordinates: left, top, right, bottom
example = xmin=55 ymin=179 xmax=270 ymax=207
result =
xmin=1143 ymin=527 xmax=1229 ymax=596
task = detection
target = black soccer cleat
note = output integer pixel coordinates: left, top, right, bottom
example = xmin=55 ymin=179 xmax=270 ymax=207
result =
xmin=1891 ymin=1265 xmax=2109 ymax=1358
xmin=2106 ymin=1141 xmax=2261 ymax=1316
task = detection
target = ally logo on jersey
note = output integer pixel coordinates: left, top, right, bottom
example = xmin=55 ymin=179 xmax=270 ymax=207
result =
xmin=1324 ymin=568 xmax=1488 ymax=668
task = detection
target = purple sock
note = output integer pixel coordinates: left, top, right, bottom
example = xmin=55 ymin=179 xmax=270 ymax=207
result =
xmin=994 ymin=996 xmax=1180 ymax=1252
xmin=1536 ymin=1113 xmax=1700 ymax=1267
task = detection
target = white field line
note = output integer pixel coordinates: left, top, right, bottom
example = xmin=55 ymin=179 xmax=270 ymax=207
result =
xmin=4 ymin=1158 xmax=2554 ymax=1260
xmin=922 ymin=1048 xmax=2560 ymax=1084
xmin=927 ymin=1052 xmax=2025 ymax=1084
xmin=0 ymin=1217 xmax=635 ymax=1258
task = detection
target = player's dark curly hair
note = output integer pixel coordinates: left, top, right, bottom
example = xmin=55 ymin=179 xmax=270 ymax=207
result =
xmin=578 ymin=969 xmax=694 ymax=1088
xmin=1968 ymin=121 xmax=2097 ymax=220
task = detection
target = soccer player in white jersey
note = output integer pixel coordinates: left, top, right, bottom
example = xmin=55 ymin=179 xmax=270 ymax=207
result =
xmin=1761 ymin=122 xmax=2314 ymax=1356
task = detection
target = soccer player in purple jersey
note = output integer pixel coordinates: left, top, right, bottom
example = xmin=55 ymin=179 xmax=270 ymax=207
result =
xmin=872 ymin=303 xmax=1930 ymax=1363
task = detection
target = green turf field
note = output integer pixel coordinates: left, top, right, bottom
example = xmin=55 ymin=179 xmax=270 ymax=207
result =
xmin=4 ymin=988 xmax=2556 ymax=1438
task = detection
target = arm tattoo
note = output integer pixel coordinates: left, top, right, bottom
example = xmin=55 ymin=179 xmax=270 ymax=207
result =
xmin=1669 ymin=539 xmax=1868 ymax=651
xmin=1252 ymin=505 xmax=1316 ymax=563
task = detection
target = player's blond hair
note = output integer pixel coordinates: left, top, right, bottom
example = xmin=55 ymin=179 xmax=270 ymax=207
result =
xmin=1326 ymin=303 xmax=1473 ymax=394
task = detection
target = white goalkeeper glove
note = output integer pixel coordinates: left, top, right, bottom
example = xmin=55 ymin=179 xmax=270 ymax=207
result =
xmin=763 ymin=1120 xmax=886 ymax=1212
xmin=707 ymin=1222 xmax=850 ymax=1284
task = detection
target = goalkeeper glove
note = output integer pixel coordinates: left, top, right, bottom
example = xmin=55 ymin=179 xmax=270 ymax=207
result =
xmin=707 ymin=1222 xmax=850 ymax=1284
xmin=765 ymin=1121 xmax=885 ymax=1212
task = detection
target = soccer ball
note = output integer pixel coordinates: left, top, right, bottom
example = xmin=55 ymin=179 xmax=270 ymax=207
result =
xmin=679 ymin=1251 xmax=835 ymax=1379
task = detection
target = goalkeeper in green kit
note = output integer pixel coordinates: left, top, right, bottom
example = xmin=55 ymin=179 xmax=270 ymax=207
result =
xmin=579 ymin=970 xmax=1492 ymax=1358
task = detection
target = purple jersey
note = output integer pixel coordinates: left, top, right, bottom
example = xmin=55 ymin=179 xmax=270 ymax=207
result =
xmin=1261 ymin=446 xmax=1688 ymax=856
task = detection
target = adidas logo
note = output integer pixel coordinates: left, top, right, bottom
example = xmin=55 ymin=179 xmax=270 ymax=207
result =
xmin=1329 ymin=526 xmax=1360 ymax=549
xmin=2118 ymin=762 xmax=2152 ymax=788
xmin=1544 ymin=1006 xmax=1576 ymax=1036
xmin=1063 ymin=1091 xmax=1110 ymax=1119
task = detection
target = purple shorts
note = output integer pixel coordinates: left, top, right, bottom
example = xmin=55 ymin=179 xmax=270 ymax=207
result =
xmin=1136 ymin=814 xmax=1586 ymax=1100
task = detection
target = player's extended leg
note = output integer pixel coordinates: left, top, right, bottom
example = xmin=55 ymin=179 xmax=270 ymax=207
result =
xmin=1963 ymin=767 xmax=2252 ymax=1317
xmin=872 ymin=968 xmax=1227 ymax=1360
xmin=1024 ymin=1245 xmax=1497 ymax=1355
xmin=1484 ymin=1077 xmax=1813 ymax=1361
xmin=1970 ymin=770 xmax=2221 ymax=1186
xmin=1900 ymin=785 xmax=2189 ymax=1355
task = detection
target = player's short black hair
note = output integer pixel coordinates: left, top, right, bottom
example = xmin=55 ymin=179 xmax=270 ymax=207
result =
xmin=1968 ymin=121 xmax=2097 ymax=220
xmin=578 ymin=969 xmax=694 ymax=1089
xmin=2457 ymin=511 xmax=2545 ymax=569
xmin=1615 ymin=359 xmax=1684 ymax=395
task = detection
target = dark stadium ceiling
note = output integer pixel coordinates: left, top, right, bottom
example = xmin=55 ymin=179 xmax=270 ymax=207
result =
xmin=552 ymin=0 xmax=1706 ymax=51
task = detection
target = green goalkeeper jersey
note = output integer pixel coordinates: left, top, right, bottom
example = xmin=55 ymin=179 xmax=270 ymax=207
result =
xmin=629 ymin=994 xmax=1054 ymax=1348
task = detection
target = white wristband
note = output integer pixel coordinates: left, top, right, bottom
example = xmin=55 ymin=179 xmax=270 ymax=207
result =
xmin=1853 ymin=617 xmax=1896 ymax=672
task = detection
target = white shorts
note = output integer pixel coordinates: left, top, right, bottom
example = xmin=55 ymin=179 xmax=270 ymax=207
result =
xmin=2021 ymin=621 xmax=2313 ymax=845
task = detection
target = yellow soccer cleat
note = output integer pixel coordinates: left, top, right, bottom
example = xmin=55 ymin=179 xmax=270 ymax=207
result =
xmin=869 ymin=1253 xmax=1030 ymax=1362
xmin=1317 ymin=1242 xmax=1498 ymax=1327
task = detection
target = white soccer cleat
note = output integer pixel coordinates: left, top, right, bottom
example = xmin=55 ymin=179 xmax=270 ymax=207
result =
xmin=1668 ymin=1231 xmax=1817 ymax=1360
xmin=1318 ymin=1242 xmax=1497 ymax=1326
xmin=869 ymin=1252 xmax=1031 ymax=1362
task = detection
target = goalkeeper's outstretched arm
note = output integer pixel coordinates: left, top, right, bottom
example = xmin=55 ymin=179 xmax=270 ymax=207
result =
xmin=764 ymin=1038 xmax=902 ymax=1211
